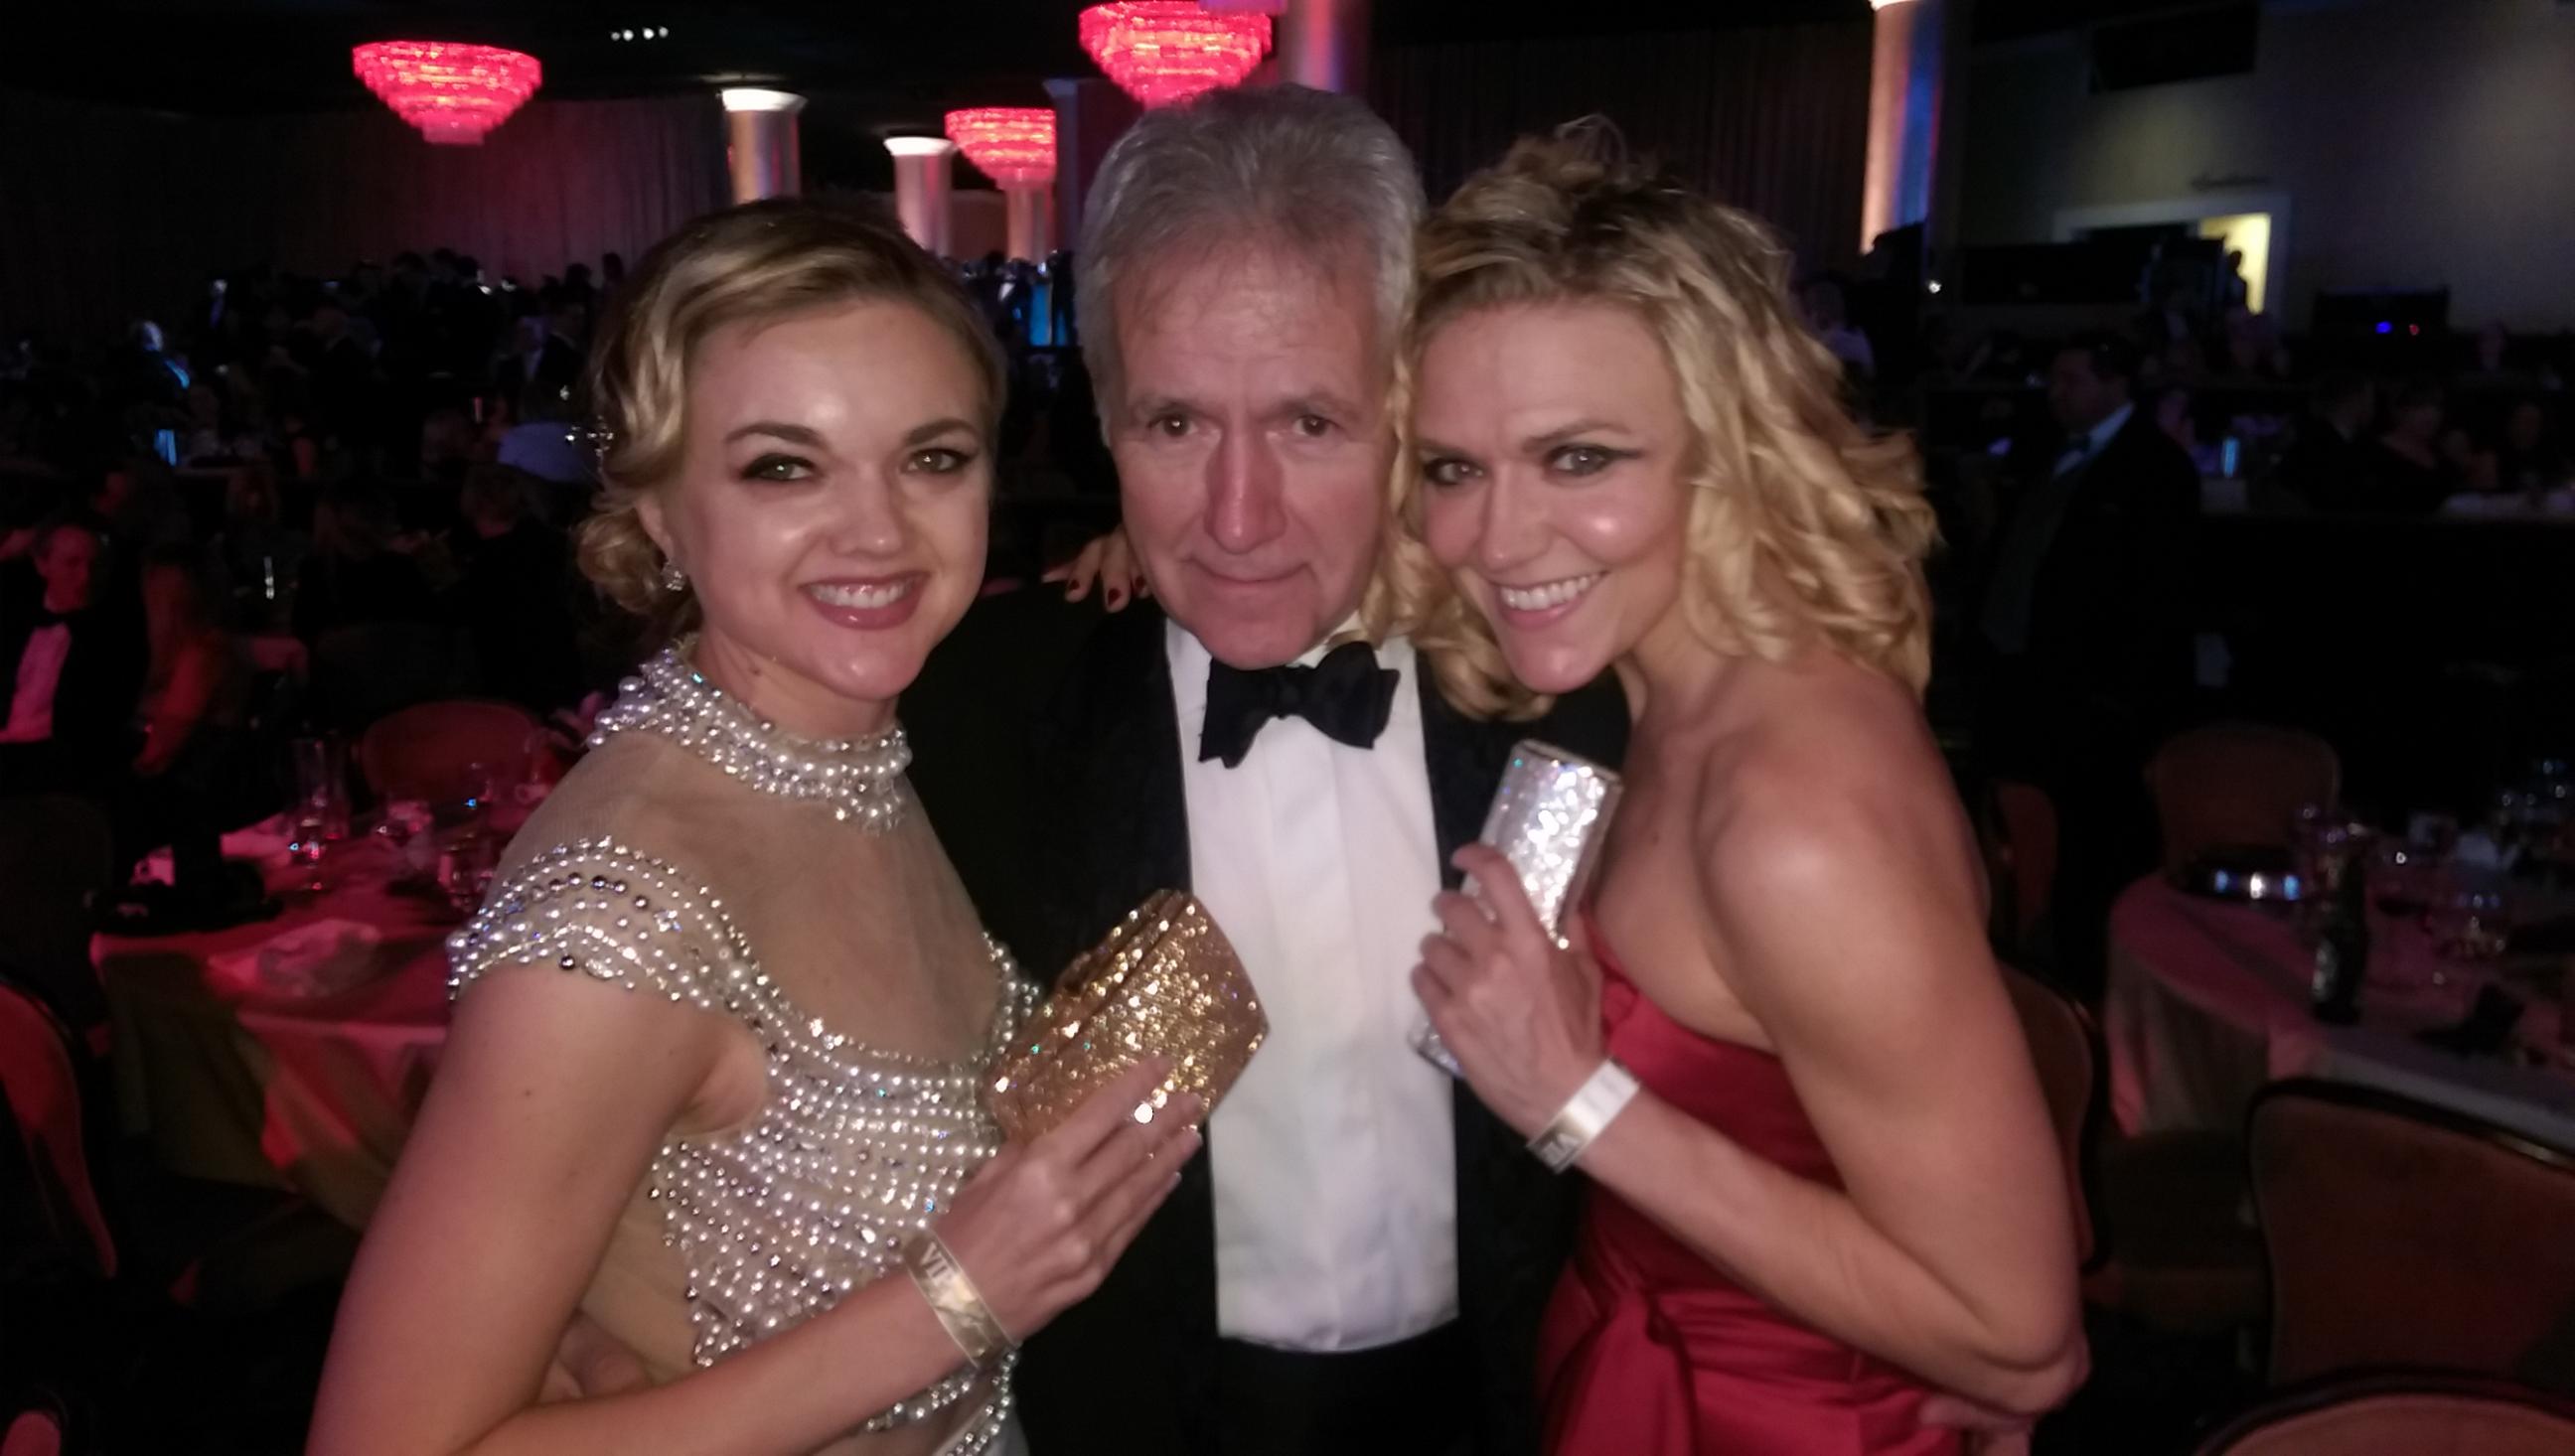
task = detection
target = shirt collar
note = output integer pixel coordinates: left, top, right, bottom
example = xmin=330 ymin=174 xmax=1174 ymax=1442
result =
xmin=2081 ymin=401 xmax=2135 ymax=456
xmin=1168 ymin=613 xmax=1402 ymax=712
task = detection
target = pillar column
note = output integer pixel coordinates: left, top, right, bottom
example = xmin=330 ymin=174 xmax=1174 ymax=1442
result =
xmin=1045 ymin=76 xmax=1140 ymax=253
xmin=1860 ymin=0 xmax=1944 ymax=253
xmin=1003 ymin=185 xmax=1054 ymax=262
xmin=884 ymin=137 xmax=957 ymax=258
xmin=1277 ymin=0 xmax=1370 ymax=95
xmin=720 ymin=88 xmax=806 ymax=203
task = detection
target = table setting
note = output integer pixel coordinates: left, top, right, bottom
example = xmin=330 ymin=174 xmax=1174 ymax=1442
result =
xmin=2107 ymin=759 xmax=2575 ymax=1152
xmin=94 ymin=733 xmax=543 ymax=1227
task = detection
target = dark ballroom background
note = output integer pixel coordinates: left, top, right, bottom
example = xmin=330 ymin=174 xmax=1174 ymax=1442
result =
xmin=4 ymin=1 xmax=2572 ymax=1452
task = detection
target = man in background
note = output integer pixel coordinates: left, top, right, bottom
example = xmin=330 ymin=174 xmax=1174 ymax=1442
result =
xmin=1979 ymin=332 xmax=2199 ymax=991
xmin=1 ymin=517 xmax=142 ymax=798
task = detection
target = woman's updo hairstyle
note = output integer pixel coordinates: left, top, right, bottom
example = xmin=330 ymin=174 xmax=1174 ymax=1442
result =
xmin=576 ymin=197 xmax=1005 ymax=640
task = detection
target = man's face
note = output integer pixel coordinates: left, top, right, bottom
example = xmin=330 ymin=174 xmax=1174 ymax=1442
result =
xmin=1107 ymin=244 xmax=1391 ymax=669
xmin=2046 ymin=350 xmax=2127 ymax=434
xmin=36 ymin=527 xmax=99 ymax=613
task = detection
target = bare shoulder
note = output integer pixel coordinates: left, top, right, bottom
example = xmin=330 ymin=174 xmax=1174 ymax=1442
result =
xmin=1677 ymin=658 xmax=1994 ymax=1047
xmin=1688 ymin=658 xmax=1963 ymax=904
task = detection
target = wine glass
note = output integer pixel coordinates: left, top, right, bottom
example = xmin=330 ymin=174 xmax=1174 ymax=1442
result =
xmin=288 ymin=735 xmax=350 ymax=893
xmin=2426 ymin=880 xmax=2511 ymax=964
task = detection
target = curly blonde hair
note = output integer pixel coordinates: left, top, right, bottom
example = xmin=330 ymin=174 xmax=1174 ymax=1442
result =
xmin=576 ymin=197 xmax=1005 ymax=641
xmin=1363 ymin=125 xmax=1937 ymax=718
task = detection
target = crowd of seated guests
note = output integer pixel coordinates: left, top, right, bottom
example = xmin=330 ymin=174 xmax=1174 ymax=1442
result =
xmin=0 ymin=228 xmax=1113 ymax=945
xmin=0 ymin=245 xmax=646 ymax=934
xmin=1833 ymin=243 xmax=2571 ymax=524
xmin=1819 ymin=258 xmax=2571 ymax=990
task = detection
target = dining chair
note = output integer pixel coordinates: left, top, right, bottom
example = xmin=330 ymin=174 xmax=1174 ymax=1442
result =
xmin=2249 ymin=1079 xmax=2575 ymax=1389
xmin=0 ymin=796 xmax=118 ymax=1045
xmin=0 ymin=1396 xmax=71 ymax=1456
xmin=2146 ymin=722 xmax=2341 ymax=873
xmin=1999 ymin=963 xmax=2096 ymax=1264
xmin=0 ymin=978 xmax=116 ymax=1279
xmin=1980 ymin=781 xmax=2058 ymax=968
xmin=358 ymin=698 xmax=545 ymax=809
xmin=312 ymin=621 xmax=470 ymax=732
xmin=2073 ymin=959 xmax=2265 ymax=1337
xmin=2194 ymin=1372 xmax=2575 ymax=1455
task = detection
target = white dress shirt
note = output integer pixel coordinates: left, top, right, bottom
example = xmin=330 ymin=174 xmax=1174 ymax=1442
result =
xmin=1167 ymin=622 xmax=1458 ymax=1353
xmin=2054 ymin=399 xmax=2135 ymax=479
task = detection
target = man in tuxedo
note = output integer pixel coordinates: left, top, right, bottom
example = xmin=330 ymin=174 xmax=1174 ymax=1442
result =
xmin=904 ymin=86 xmax=1623 ymax=1456
xmin=498 ymin=298 xmax=587 ymax=405
xmin=2268 ymin=370 xmax=2374 ymax=511
xmin=0 ymin=516 xmax=143 ymax=799
xmin=1976 ymin=331 xmax=2199 ymax=989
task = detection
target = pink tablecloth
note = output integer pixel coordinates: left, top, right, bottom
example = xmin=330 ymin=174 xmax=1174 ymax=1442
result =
xmin=96 ymin=840 xmax=457 ymax=1228
xmin=2105 ymin=877 xmax=2575 ymax=1152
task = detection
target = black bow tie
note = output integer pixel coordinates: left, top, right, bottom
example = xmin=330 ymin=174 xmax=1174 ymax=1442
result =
xmin=1200 ymin=641 xmax=1400 ymax=769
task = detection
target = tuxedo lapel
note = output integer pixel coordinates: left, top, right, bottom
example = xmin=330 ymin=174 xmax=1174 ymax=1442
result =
xmin=1420 ymin=664 xmax=1630 ymax=1456
xmin=1017 ymin=600 xmax=1222 ymax=1456
xmin=1028 ymin=601 xmax=1190 ymax=976
xmin=1419 ymin=671 xmax=1513 ymax=887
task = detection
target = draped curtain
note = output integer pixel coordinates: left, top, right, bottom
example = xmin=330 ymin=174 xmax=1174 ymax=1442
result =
xmin=0 ymin=90 xmax=727 ymax=343
xmin=1370 ymin=21 xmax=1874 ymax=272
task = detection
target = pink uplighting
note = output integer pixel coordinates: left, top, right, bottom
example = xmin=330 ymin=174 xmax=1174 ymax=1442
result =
xmin=944 ymin=108 xmax=1058 ymax=187
xmin=1078 ymin=3 xmax=1272 ymax=109
xmin=352 ymin=41 xmax=542 ymax=145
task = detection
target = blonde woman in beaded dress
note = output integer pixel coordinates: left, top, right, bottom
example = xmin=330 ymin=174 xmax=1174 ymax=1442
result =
xmin=309 ymin=200 xmax=1198 ymax=1456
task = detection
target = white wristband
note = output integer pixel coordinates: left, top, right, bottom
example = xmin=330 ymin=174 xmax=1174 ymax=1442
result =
xmin=1528 ymin=1059 xmax=1640 ymax=1173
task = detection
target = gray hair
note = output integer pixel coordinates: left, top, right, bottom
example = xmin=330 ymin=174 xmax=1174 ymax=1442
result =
xmin=1076 ymin=85 xmax=1425 ymax=406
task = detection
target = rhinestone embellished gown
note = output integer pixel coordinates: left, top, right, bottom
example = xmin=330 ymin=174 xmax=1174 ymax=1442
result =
xmin=447 ymin=649 xmax=1037 ymax=1456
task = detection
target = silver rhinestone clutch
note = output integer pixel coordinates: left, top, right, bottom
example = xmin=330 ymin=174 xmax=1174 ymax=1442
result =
xmin=1416 ymin=741 xmax=1624 ymax=1075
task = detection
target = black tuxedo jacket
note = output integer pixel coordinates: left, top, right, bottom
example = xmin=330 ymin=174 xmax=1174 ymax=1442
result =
xmin=0 ymin=573 xmax=145 ymax=788
xmin=1991 ymin=411 xmax=2200 ymax=731
xmin=906 ymin=591 xmax=1628 ymax=1456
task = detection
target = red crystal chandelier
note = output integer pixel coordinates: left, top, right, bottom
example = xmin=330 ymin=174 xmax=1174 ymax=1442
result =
xmin=352 ymin=41 xmax=542 ymax=145
xmin=944 ymin=108 xmax=1058 ymax=187
xmin=1078 ymin=3 xmax=1272 ymax=109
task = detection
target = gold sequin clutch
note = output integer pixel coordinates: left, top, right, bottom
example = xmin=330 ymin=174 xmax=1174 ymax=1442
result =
xmin=988 ymin=891 xmax=1268 ymax=1142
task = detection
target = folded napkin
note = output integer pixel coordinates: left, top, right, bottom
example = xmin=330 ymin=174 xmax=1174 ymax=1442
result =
xmin=2417 ymin=983 xmax=2525 ymax=1058
xmin=209 ymin=919 xmax=383 ymax=997
xmin=220 ymin=812 xmax=296 ymax=865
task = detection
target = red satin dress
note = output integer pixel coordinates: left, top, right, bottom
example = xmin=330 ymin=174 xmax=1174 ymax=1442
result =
xmin=1533 ymin=915 xmax=1958 ymax=1456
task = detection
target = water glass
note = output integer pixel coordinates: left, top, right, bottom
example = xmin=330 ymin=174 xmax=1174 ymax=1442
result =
xmin=374 ymin=798 xmax=436 ymax=878
xmin=2290 ymin=804 xmax=2370 ymax=926
xmin=288 ymin=809 xmax=331 ymax=894
xmin=437 ymin=827 xmax=501 ymax=917
xmin=432 ymin=761 xmax=500 ymax=831
xmin=2426 ymin=880 xmax=2511 ymax=963
xmin=290 ymin=735 xmax=351 ymax=840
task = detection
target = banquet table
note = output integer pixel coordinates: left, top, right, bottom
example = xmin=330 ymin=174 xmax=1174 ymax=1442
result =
xmin=2105 ymin=875 xmax=2575 ymax=1152
xmin=95 ymin=836 xmax=462 ymax=1229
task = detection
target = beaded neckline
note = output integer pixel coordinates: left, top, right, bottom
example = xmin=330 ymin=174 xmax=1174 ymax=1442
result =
xmin=589 ymin=640 xmax=913 ymax=833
